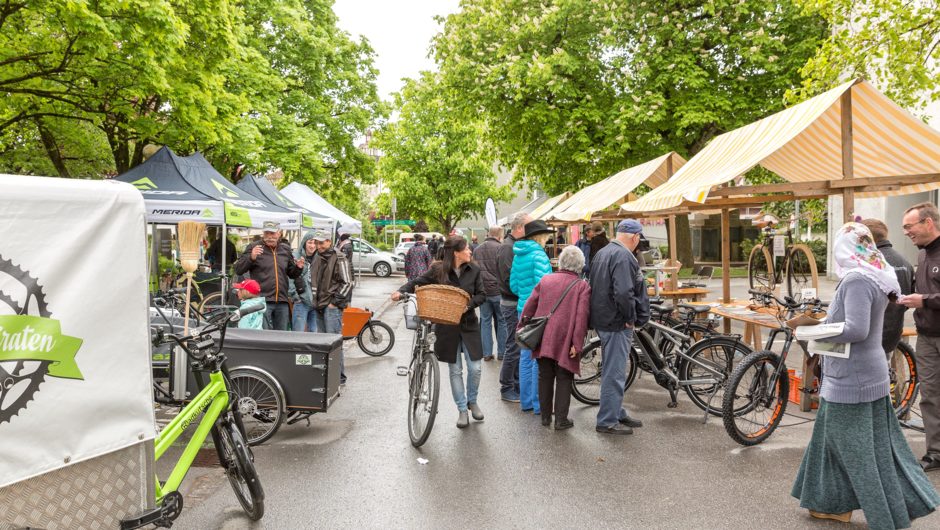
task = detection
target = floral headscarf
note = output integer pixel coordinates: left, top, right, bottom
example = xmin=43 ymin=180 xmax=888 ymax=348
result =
xmin=833 ymin=222 xmax=900 ymax=297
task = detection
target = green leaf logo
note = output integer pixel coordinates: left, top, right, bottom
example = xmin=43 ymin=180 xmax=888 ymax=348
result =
xmin=131 ymin=177 xmax=157 ymax=190
xmin=212 ymin=180 xmax=240 ymax=198
xmin=202 ymin=209 xmax=215 ymax=218
xmin=0 ymin=316 xmax=83 ymax=380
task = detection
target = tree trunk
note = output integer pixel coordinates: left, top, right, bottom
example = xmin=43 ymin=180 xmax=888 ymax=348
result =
xmin=675 ymin=214 xmax=694 ymax=269
xmin=34 ymin=118 xmax=70 ymax=178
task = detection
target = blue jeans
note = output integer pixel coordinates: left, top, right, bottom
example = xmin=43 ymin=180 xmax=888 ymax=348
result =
xmin=519 ymin=347 xmax=540 ymax=413
xmin=264 ymin=302 xmax=290 ymax=330
xmin=291 ymin=301 xmax=317 ymax=332
xmin=448 ymin=342 xmax=481 ymax=412
xmin=498 ymin=303 xmax=520 ymax=396
xmin=596 ymin=328 xmax=635 ymax=428
xmin=480 ymin=296 xmax=506 ymax=359
xmin=313 ymin=306 xmax=345 ymax=383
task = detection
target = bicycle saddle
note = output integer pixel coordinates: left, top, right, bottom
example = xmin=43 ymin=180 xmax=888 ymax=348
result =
xmin=653 ymin=303 xmax=674 ymax=313
xmin=677 ymin=303 xmax=710 ymax=314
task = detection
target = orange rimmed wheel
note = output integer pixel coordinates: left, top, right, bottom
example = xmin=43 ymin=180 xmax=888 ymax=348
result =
xmin=722 ymin=350 xmax=789 ymax=446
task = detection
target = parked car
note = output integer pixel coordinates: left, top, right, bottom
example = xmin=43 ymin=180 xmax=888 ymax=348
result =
xmin=395 ymin=241 xmax=415 ymax=258
xmin=349 ymin=238 xmax=404 ymax=277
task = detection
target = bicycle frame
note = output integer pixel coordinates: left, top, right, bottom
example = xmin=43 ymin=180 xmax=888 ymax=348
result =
xmin=154 ymin=368 xmax=230 ymax=501
xmin=643 ymin=321 xmax=727 ymax=386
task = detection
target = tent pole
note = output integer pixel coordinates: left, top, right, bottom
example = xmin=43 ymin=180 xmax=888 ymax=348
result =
xmin=221 ymin=220 xmax=228 ymax=301
xmin=668 ymin=215 xmax=678 ymax=263
xmin=841 ymin=88 xmax=855 ymax=223
xmin=721 ymin=208 xmax=732 ymax=333
xmin=150 ymin=223 xmax=158 ymax=293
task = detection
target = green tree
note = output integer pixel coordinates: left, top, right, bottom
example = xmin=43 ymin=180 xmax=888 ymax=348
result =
xmin=373 ymin=72 xmax=513 ymax=235
xmin=434 ymin=0 xmax=827 ymax=265
xmin=791 ymin=0 xmax=940 ymax=112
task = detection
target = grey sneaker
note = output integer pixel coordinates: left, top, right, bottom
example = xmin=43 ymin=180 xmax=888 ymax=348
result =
xmin=468 ymin=403 xmax=484 ymax=421
xmin=457 ymin=411 xmax=470 ymax=428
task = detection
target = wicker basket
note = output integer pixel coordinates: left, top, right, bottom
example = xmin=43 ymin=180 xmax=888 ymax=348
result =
xmin=415 ymin=285 xmax=470 ymax=325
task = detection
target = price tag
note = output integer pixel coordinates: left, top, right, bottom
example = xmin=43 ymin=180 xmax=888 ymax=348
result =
xmin=801 ymin=287 xmax=817 ymax=300
xmin=773 ymin=235 xmax=786 ymax=257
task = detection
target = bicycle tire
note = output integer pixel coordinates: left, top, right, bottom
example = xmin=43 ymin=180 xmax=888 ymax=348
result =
xmin=786 ymin=244 xmax=818 ymax=299
xmin=571 ymin=334 xmax=640 ymax=406
xmin=722 ymin=350 xmax=789 ymax=446
xmin=215 ymin=420 xmax=265 ymax=520
xmin=408 ymin=353 xmax=439 ymax=447
xmin=680 ymin=337 xmax=752 ymax=416
xmin=891 ymin=341 xmax=918 ymax=418
xmin=229 ymin=368 xmax=285 ymax=446
xmin=747 ymin=244 xmax=775 ymax=292
xmin=199 ymin=292 xmax=224 ymax=313
xmin=357 ymin=321 xmax=395 ymax=356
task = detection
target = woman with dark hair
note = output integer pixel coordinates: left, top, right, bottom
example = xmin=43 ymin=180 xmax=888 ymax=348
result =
xmin=391 ymin=236 xmax=486 ymax=428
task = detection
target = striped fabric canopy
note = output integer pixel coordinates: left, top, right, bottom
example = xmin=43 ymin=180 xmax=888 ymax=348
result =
xmin=529 ymin=191 xmax=572 ymax=220
xmin=545 ymin=151 xmax=685 ymax=222
xmin=621 ymin=79 xmax=940 ymax=213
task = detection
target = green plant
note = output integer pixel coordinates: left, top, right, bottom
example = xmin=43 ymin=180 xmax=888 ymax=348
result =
xmin=740 ymin=238 xmax=758 ymax=263
xmin=804 ymin=239 xmax=827 ymax=273
xmin=158 ymin=255 xmax=180 ymax=276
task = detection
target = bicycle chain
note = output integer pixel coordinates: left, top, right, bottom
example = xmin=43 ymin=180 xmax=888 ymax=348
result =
xmin=0 ymin=254 xmax=52 ymax=425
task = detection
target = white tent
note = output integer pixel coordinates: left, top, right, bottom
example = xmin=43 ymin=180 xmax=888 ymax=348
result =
xmin=281 ymin=182 xmax=362 ymax=234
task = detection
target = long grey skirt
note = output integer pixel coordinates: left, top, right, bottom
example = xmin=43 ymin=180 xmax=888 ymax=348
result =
xmin=791 ymin=396 xmax=939 ymax=529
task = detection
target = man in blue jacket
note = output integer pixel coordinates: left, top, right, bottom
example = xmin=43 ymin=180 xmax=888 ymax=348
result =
xmin=588 ymin=219 xmax=650 ymax=435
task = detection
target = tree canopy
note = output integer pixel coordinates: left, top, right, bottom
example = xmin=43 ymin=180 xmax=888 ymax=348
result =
xmin=372 ymin=72 xmax=512 ymax=234
xmin=433 ymin=0 xmax=829 ymax=195
xmin=0 ymin=0 xmax=382 ymax=213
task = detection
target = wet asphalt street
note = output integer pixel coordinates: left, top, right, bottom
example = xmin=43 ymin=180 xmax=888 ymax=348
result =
xmin=173 ymin=275 xmax=940 ymax=529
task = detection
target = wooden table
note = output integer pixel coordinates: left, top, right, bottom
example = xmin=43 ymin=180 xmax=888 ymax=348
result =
xmin=648 ymin=287 xmax=710 ymax=302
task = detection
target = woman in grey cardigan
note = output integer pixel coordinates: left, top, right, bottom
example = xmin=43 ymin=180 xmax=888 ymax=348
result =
xmin=791 ymin=223 xmax=939 ymax=528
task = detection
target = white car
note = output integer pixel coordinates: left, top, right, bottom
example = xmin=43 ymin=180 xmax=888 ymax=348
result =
xmin=349 ymin=238 xmax=404 ymax=277
xmin=395 ymin=241 xmax=415 ymax=258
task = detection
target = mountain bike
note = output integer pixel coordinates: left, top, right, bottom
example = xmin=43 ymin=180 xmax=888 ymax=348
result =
xmin=721 ymin=289 xmax=827 ymax=446
xmin=747 ymin=227 xmax=818 ymax=298
xmin=399 ymin=293 xmax=440 ymax=447
xmin=122 ymin=305 xmax=266 ymax=529
xmin=572 ymin=305 xmax=751 ymax=417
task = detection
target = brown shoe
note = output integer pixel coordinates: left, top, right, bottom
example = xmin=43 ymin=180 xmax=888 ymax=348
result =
xmin=809 ymin=510 xmax=852 ymax=523
xmin=483 ymin=355 xmax=494 ymax=361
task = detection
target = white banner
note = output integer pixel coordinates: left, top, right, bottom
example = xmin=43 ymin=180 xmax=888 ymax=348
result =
xmin=0 ymin=176 xmax=156 ymax=489
xmin=144 ymin=198 xmax=224 ymax=224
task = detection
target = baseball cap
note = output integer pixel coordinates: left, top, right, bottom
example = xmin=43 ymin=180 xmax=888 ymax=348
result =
xmin=232 ymin=279 xmax=261 ymax=295
xmin=616 ymin=219 xmax=643 ymax=234
xmin=312 ymin=230 xmax=331 ymax=241
xmin=262 ymin=221 xmax=280 ymax=232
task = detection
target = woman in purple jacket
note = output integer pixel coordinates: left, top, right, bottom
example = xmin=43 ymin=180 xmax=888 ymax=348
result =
xmin=519 ymin=246 xmax=592 ymax=429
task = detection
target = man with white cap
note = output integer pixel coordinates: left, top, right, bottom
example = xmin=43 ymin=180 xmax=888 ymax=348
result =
xmin=234 ymin=220 xmax=304 ymax=330
xmin=588 ymin=219 xmax=650 ymax=435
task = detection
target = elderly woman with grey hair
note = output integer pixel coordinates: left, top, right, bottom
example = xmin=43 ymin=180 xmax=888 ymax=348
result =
xmin=518 ymin=245 xmax=592 ymax=429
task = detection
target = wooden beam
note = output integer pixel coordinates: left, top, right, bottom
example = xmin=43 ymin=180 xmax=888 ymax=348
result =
xmin=827 ymin=173 xmax=940 ymax=189
xmin=708 ymin=182 xmax=830 ymax=197
xmin=721 ymin=208 xmax=732 ymax=331
xmin=841 ymin=89 xmax=855 ymax=222
xmin=668 ymin=215 xmax=678 ymax=262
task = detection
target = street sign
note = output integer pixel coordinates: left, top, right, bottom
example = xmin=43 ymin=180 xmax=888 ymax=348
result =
xmin=372 ymin=219 xmax=415 ymax=226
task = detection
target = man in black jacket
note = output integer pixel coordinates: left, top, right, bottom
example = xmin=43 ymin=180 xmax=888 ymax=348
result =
xmin=862 ymin=219 xmax=914 ymax=358
xmin=234 ymin=221 xmax=303 ymax=330
xmin=308 ymin=231 xmax=353 ymax=383
xmin=589 ymin=219 xmax=650 ymax=435
xmin=496 ymin=212 xmax=531 ymax=401
xmin=473 ymin=226 xmax=505 ymax=361
xmin=900 ymin=203 xmax=940 ymax=470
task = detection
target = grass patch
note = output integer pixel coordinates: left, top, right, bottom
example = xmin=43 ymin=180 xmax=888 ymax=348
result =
xmin=677 ymin=267 xmax=749 ymax=279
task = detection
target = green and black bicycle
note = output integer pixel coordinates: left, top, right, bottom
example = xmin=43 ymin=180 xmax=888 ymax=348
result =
xmin=122 ymin=305 xmax=265 ymax=529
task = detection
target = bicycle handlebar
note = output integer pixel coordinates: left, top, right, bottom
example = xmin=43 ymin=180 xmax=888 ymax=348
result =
xmin=157 ymin=304 xmax=264 ymax=361
xmin=747 ymin=289 xmax=828 ymax=311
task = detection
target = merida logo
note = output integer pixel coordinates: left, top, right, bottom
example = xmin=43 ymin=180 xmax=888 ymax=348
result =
xmin=212 ymin=180 xmax=240 ymax=198
xmin=0 ymin=255 xmax=84 ymax=425
xmin=152 ymin=209 xmax=202 ymax=215
xmin=202 ymin=209 xmax=215 ymax=218
xmin=131 ymin=177 xmax=157 ymax=190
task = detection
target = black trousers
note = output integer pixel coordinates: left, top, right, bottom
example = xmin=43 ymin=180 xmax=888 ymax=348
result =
xmin=537 ymin=357 xmax=573 ymax=422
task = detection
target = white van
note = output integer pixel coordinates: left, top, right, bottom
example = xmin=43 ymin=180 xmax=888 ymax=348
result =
xmin=398 ymin=232 xmax=444 ymax=245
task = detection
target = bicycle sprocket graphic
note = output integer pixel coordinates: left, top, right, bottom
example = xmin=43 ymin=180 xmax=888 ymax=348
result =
xmin=0 ymin=254 xmax=51 ymax=425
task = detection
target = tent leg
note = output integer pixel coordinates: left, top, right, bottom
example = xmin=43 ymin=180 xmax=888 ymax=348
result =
xmin=668 ymin=215 xmax=677 ymax=262
xmin=721 ymin=208 xmax=731 ymax=333
xmin=221 ymin=220 xmax=228 ymax=302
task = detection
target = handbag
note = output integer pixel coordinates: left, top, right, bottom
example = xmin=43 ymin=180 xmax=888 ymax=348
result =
xmin=516 ymin=279 xmax=581 ymax=350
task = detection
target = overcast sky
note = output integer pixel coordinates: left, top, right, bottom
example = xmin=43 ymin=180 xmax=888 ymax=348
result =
xmin=332 ymin=0 xmax=462 ymax=100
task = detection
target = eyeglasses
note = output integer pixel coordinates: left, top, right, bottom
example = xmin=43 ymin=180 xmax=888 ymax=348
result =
xmin=902 ymin=218 xmax=927 ymax=231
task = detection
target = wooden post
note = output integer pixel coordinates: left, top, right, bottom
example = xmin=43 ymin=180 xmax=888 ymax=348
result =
xmin=668 ymin=215 xmax=678 ymax=263
xmin=721 ymin=208 xmax=732 ymax=333
xmin=841 ymin=88 xmax=855 ymax=222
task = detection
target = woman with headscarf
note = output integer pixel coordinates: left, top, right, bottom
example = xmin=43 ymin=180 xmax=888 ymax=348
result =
xmin=391 ymin=236 xmax=486 ymax=429
xmin=791 ymin=222 xmax=939 ymax=527
xmin=510 ymin=220 xmax=554 ymax=415
xmin=519 ymin=246 xmax=591 ymax=429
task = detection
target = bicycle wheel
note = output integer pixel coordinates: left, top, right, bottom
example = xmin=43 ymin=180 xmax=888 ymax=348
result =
xmin=571 ymin=335 xmax=639 ymax=406
xmin=408 ymin=353 xmax=439 ymax=447
xmin=229 ymin=368 xmax=285 ymax=446
xmin=357 ymin=321 xmax=395 ymax=356
xmin=199 ymin=291 xmax=224 ymax=313
xmin=215 ymin=420 xmax=265 ymax=520
xmin=680 ymin=337 xmax=752 ymax=416
xmin=722 ymin=350 xmax=789 ymax=446
xmin=786 ymin=244 xmax=818 ymax=299
xmin=748 ymin=244 xmax=775 ymax=292
xmin=890 ymin=341 xmax=918 ymax=418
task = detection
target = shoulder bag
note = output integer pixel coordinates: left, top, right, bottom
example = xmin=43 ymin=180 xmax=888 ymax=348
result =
xmin=516 ymin=279 xmax=581 ymax=350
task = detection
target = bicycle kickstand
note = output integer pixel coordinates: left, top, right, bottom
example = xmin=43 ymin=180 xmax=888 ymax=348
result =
xmin=702 ymin=385 xmax=723 ymax=425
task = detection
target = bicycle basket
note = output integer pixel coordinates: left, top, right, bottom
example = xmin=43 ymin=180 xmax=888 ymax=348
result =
xmin=403 ymin=297 xmax=420 ymax=330
xmin=415 ymin=285 xmax=469 ymax=325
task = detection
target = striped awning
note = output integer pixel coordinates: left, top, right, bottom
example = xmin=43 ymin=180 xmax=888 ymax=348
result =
xmin=545 ymin=152 xmax=685 ymax=222
xmin=529 ymin=191 xmax=572 ymax=220
xmin=621 ymin=79 xmax=940 ymax=213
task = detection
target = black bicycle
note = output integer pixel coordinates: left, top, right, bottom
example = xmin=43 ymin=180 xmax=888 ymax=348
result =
xmin=399 ymin=293 xmax=440 ymax=447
